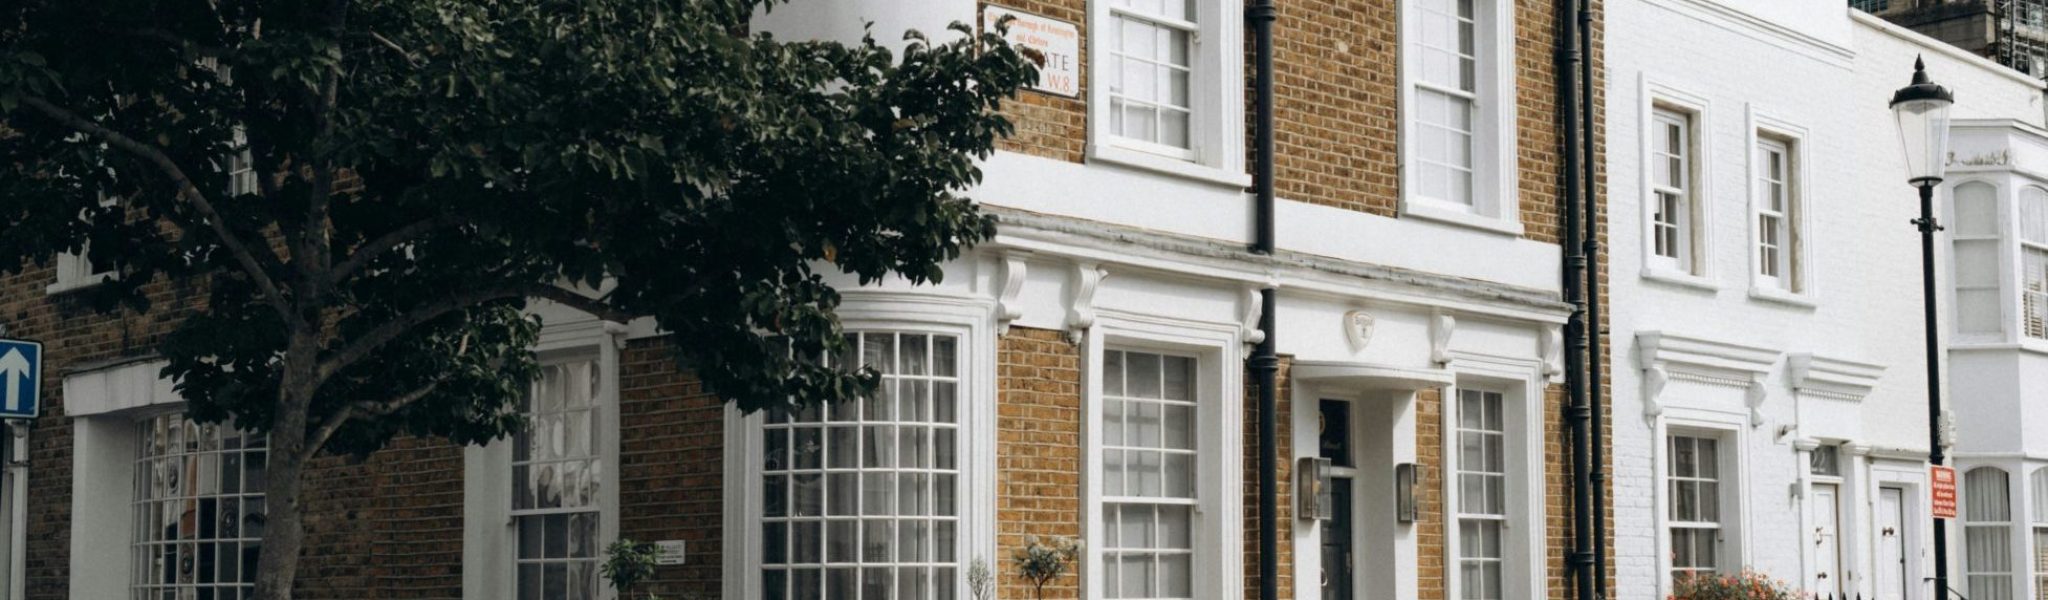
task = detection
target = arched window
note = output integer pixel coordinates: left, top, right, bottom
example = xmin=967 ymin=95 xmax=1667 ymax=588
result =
xmin=1966 ymin=467 xmax=2016 ymax=600
xmin=1953 ymin=182 xmax=2001 ymax=336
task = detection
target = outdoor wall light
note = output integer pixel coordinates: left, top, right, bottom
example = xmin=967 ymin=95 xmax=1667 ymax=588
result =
xmin=1395 ymin=462 xmax=1421 ymax=524
xmin=1297 ymin=456 xmax=1332 ymax=521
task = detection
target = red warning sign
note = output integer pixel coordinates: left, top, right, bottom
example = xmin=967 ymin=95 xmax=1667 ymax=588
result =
xmin=1932 ymin=465 xmax=1958 ymax=519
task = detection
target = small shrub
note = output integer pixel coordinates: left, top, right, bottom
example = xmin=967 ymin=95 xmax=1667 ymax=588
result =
xmin=602 ymin=539 xmax=662 ymax=600
xmin=1669 ymin=570 xmax=1799 ymax=600
xmin=1012 ymin=535 xmax=1083 ymax=600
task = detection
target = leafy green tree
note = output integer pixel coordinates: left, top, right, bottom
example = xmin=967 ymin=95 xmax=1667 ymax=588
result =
xmin=0 ymin=1 xmax=1034 ymax=598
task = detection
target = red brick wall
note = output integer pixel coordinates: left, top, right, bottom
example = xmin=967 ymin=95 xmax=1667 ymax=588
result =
xmin=617 ymin=337 xmax=726 ymax=599
xmin=996 ymin=326 xmax=1084 ymax=599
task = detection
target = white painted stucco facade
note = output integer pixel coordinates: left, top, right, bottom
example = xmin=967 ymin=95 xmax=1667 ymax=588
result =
xmin=1607 ymin=1 xmax=2048 ymax=599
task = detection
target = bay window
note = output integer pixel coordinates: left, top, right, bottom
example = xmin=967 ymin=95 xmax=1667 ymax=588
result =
xmin=1966 ymin=467 xmax=2015 ymax=600
xmin=2031 ymin=469 xmax=2048 ymax=597
xmin=1954 ymin=182 xmax=2004 ymax=336
xmin=2022 ymin=189 xmax=2047 ymax=339
xmin=758 ymin=332 xmax=963 ymax=599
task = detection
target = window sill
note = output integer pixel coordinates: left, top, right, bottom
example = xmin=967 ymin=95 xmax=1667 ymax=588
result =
xmin=1747 ymin=285 xmax=1817 ymax=309
xmin=1088 ymin=142 xmax=1251 ymax=189
xmin=46 ymin=273 xmax=115 ymax=296
xmin=1642 ymin=267 xmax=1718 ymax=292
xmin=1401 ymin=201 xmax=1526 ymax=237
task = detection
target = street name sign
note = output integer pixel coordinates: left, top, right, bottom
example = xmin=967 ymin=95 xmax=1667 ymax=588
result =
xmin=0 ymin=339 xmax=40 ymax=420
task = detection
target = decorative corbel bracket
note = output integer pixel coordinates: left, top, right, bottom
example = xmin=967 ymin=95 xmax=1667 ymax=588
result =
xmin=1643 ymin=364 xmax=1669 ymax=419
xmin=1067 ymin=261 xmax=1106 ymax=345
xmin=1541 ymin=324 xmax=1564 ymax=380
xmin=995 ymin=251 xmax=1031 ymax=335
xmin=1430 ymin=312 xmax=1456 ymax=366
xmin=1745 ymin=375 xmax=1768 ymax=427
xmin=1240 ymin=285 xmax=1268 ymax=349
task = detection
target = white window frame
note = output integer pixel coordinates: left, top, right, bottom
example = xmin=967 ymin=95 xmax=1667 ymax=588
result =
xmin=1949 ymin=180 xmax=2011 ymax=341
xmin=1440 ymin=355 xmax=1547 ymax=600
xmin=2030 ymin=468 xmax=2048 ymax=599
xmin=723 ymin=294 xmax=1000 ymax=600
xmin=129 ymin=411 xmax=267 ymax=600
xmin=1638 ymin=77 xmax=1716 ymax=289
xmin=1745 ymin=108 xmax=1815 ymax=305
xmin=2019 ymin=187 xmax=2048 ymax=341
xmin=1964 ymin=466 xmax=2020 ymax=600
xmin=1086 ymin=0 xmax=1248 ymax=188
xmin=1653 ymin=416 xmax=1747 ymax=595
xmin=463 ymin=319 xmax=624 ymax=600
xmin=1081 ymin=313 xmax=1243 ymax=600
xmin=1399 ymin=0 xmax=1521 ymax=235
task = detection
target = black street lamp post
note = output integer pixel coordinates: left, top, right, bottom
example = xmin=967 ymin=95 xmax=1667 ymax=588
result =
xmin=1891 ymin=56 xmax=1955 ymax=599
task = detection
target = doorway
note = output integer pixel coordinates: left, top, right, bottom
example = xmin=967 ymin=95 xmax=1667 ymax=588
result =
xmin=1876 ymin=487 xmax=1909 ymax=600
xmin=1319 ymin=399 xmax=1354 ymax=600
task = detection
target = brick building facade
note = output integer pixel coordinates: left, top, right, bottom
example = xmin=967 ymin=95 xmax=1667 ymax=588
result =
xmin=0 ymin=1 xmax=1607 ymax=599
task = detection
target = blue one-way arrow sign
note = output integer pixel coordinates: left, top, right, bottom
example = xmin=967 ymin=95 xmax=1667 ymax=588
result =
xmin=0 ymin=339 xmax=41 ymax=420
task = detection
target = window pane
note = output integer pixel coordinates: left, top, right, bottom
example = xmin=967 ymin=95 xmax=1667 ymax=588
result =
xmin=758 ymin=333 xmax=964 ymax=595
xmin=132 ymin=415 xmax=265 ymax=598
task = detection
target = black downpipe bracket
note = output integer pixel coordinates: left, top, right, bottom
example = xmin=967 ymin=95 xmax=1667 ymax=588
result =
xmin=1577 ymin=1 xmax=1608 ymax=598
xmin=1556 ymin=0 xmax=1597 ymax=599
xmin=1247 ymin=4 xmax=1279 ymax=600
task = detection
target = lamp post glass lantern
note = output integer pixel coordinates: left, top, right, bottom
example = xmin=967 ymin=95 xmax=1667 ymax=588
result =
xmin=1893 ymin=57 xmax=1955 ymax=185
xmin=1890 ymin=54 xmax=1955 ymax=599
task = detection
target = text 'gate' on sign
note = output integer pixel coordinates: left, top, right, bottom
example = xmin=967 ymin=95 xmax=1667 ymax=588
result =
xmin=982 ymin=6 xmax=1080 ymax=98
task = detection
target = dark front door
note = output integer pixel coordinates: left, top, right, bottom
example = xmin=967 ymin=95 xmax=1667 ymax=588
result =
xmin=1320 ymin=400 xmax=1355 ymax=600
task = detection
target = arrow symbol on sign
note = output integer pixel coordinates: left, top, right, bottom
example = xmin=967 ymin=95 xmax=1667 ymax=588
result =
xmin=0 ymin=349 xmax=27 ymax=412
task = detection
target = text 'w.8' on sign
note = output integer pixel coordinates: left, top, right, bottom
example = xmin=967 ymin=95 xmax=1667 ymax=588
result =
xmin=1931 ymin=465 xmax=1958 ymax=519
xmin=982 ymin=6 xmax=1080 ymax=98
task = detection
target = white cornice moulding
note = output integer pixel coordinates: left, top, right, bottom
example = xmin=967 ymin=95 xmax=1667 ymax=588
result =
xmin=1636 ymin=331 xmax=1780 ymax=422
xmin=1786 ymin=352 xmax=1885 ymax=401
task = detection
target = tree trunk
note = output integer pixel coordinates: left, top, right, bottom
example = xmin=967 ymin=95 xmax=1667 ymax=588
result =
xmin=252 ymin=333 xmax=319 ymax=600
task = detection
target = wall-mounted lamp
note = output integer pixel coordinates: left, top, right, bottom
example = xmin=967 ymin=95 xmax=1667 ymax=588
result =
xmin=1297 ymin=457 xmax=1333 ymax=521
xmin=1395 ymin=462 xmax=1421 ymax=524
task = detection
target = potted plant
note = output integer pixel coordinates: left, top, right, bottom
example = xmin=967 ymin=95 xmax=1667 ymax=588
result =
xmin=1012 ymin=535 xmax=1082 ymax=600
xmin=602 ymin=539 xmax=663 ymax=600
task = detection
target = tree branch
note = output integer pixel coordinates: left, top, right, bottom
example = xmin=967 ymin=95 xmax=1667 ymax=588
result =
xmin=314 ymin=283 xmax=633 ymax=385
xmin=327 ymin=214 xmax=458 ymax=286
xmin=300 ymin=376 xmax=446 ymax=463
xmin=21 ymin=95 xmax=298 ymax=325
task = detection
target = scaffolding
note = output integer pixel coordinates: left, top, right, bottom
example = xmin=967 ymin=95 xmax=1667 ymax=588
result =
xmin=1996 ymin=0 xmax=2048 ymax=76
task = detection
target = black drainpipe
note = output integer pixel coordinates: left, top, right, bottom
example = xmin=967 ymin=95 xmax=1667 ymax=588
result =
xmin=1557 ymin=0 xmax=1596 ymax=598
xmin=1246 ymin=4 xmax=1279 ymax=600
xmin=1577 ymin=1 xmax=1607 ymax=598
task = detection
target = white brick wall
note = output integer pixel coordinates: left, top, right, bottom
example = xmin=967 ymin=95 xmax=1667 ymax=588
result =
xmin=1606 ymin=1 xmax=2043 ymax=598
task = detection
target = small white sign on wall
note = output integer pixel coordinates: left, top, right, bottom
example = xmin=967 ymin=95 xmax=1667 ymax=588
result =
xmin=655 ymin=540 xmax=687 ymax=566
xmin=982 ymin=6 xmax=1081 ymax=98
